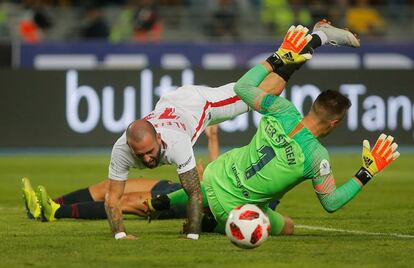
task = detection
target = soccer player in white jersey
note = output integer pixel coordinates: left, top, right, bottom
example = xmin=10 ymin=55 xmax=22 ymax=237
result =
xmin=107 ymin=83 xmax=250 ymax=240
xmin=104 ymin=20 xmax=361 ymax=240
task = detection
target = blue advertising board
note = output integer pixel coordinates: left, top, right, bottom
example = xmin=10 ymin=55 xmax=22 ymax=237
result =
xmin=19 ymin=42 xmax=414 ymax=70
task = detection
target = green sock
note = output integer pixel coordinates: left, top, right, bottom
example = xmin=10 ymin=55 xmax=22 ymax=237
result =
xmin=167 ymin=183 xmax=209 ymax=207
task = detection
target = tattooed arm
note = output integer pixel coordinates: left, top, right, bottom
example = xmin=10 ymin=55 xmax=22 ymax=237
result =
xmin=178 ymin=167 xmax=203 ymax=239
xmin=104 ymin=179 xmax=137 ymax=240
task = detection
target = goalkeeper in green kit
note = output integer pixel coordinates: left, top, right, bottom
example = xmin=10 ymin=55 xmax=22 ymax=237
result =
xmin=147 ymin=25 xmax=400 ymax=236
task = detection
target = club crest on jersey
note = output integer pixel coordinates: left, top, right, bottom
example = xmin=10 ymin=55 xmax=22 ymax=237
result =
xmin=177 ymin=155 xmax=192 ymax=170
xmin=319 ymin=159 xmax=330 ymax=176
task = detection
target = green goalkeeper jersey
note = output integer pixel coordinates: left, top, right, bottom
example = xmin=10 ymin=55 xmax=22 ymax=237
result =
xmin=166 ymin=63 xmax=361 ymax=219
xmin=203 ymin=64 xmax=362 ymax=214
xmin=205 ymin=98 xmax=329 ymax=209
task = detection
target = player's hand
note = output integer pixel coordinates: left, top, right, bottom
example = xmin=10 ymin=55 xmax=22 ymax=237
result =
xmin=362 ymin=134 xmax=400 ymax=176
xmin=355 ymin=134 xmax=400 ymax=185
xmin=266 ymin=25 xmax=313 ymax=71
xmin=278 ymin=25 xmax=313 ymax=64
xmin=205 ymin=125 xmax=218 ymax=138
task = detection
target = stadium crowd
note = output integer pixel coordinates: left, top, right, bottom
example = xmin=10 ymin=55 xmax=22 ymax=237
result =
xmin=0 ymin=0 xmax=413 ymax=42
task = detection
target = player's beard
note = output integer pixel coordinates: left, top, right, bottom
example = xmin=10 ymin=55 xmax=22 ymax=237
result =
xmin=142 ymin=147 xmax=161 ymax=169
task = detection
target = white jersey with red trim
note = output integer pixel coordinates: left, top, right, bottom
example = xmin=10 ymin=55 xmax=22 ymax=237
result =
xmin=152 ymin=82 xmax=249 ymax=142
xmin=109 ymin=127 xmax=195 ymax=181
xmin=108 ymin=82 xmax=249 ymax=181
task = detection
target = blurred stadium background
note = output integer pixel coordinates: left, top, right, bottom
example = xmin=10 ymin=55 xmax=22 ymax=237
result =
xmin=1 ymin=0 xmax=414 ymax=43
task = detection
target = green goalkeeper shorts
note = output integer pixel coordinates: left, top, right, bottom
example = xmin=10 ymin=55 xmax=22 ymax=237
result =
xmin=203 ymin=166 xmax=285 ymax=235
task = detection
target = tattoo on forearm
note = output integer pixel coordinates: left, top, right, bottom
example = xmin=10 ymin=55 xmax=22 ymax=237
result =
xmin=179 ymin=167 xmax=203 ymax=234
xmin=104 ymin=201 xmax=125 ymax=234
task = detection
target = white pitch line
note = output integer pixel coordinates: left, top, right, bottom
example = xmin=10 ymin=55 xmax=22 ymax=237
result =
xmin=296 ymin=224 xmax=414 ymax=239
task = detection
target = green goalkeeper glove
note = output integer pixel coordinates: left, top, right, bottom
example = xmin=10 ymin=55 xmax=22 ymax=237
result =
xmin=355 ymin=133 xmax=400 ymax=185
xmin=266 ymin=25 xmax=313 ymax=71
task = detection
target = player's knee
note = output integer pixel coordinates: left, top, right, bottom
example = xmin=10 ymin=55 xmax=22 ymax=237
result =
xmin=280 ymin=216 xmax=294 ymax=236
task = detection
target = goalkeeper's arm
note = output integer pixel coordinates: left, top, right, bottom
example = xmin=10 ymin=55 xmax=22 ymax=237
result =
xmin=314 ymin=134 xmax=400 ymax=213
xmin=234 ymin=25 xmax=312 ymax=114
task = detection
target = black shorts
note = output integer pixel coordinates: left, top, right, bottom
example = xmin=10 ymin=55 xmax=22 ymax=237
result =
xmin=151 ymin=180 xmax=182 ymax=199
xmin=150 ymin=180 xmax=186 ymax=219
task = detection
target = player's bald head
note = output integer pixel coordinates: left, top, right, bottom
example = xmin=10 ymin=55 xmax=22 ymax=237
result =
xmin=126 ymin=120 xmax=162 ymax=168
xmin=126 ymin=120 xmax=157 ymax=143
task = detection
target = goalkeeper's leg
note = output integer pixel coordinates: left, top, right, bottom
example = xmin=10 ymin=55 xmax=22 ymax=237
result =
xmin=272 ymin=20 xmax=360 ymax=83
xmin=259 ymin=33 xmax=323 ymax=94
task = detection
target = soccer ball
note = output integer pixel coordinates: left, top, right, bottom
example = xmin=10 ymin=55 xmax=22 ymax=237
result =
xmin=225 ymin=204 xmax=270 ymax=249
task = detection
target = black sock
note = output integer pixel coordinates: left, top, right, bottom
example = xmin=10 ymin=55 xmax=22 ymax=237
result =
xmin=53 ymin=188 xmax=93 ymax=205
xmin=274 ymin=35 xmax=321 ymax=82
xmin=274 ymin=62 xmax=305 ymax=82
xmin=309 ymin=33 xmax=322 ymax=49
xmin=55 ymin=202 xmax=107 ymax=219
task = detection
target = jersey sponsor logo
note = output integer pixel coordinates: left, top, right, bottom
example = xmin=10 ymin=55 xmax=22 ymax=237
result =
xmin=177 ymin=155 xmax=192 ymax=170
xmin=319 ymin=159 xmax=331 ymax=176
xmin=231 ymin=164 xmax=250 ymax=197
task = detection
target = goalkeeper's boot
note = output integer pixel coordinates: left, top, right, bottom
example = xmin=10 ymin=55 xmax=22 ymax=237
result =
xmin=21 ymin=177 xmax=41 ymax=220
xmin=36 ymin=185 xmax=60 ymax=222
xmin=313 ymin=19 xmax=360 ymax=48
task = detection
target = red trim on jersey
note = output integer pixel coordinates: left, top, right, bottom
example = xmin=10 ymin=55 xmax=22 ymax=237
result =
xmin=210 ymin=96 xmax=240 ymax=107
xmin=191 ymin=96 xmax=241 ymax=141
xmin=192 ymin=102 xmax=210 ymax=141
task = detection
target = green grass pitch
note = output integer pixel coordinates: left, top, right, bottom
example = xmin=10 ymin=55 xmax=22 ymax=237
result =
xmin=0 ymin=152 xmax=413 ymax=268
